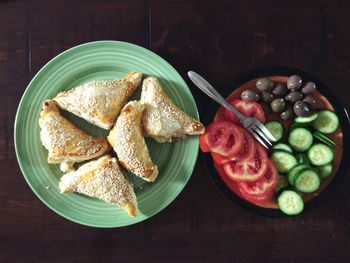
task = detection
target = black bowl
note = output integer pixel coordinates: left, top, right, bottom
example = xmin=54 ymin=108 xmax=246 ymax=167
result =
xmin=200 ymin=66 xmax=350 ymax=217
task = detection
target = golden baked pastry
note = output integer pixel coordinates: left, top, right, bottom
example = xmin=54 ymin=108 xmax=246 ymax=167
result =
xmin=53 ymin=72 xmax=142 ymax=130
xmin=39 ymin=99 xmax=110 ymax=165
xmin=107 ymin=101 xmax=158 ymax=182
xmin=141 ymin=77 xmax=205 ymax=142
xmin=59 ymin=155 xmax=137 ymax=217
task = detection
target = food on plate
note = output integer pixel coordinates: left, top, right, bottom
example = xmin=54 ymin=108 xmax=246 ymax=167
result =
xmin=270 ymin=98 xmax=286 ymax=113
xmin=312 ymin=110 xmax=339 ymax=134
xmin=200 ymin=74 xmax=343 ymax=216
xmin=240 ymin=75 xmax=319 ymax=120
xmin=223 ymin=99 xmax=265 ymax=124
xmin=293 ymin=101 xmax=311 ymax=117
xmin=265 ymin=120 xmax=284 ymax=141
xmin=285 ymin=91 xmax=303 ymax=104
xmin=261 ymin=91 xmax=274 ymax=103
xmin=287 ymin=75 xmax=302 ymax=91
xmin=141 ymin=77 xmax=205 ymax=142
xmin=241 ymin=89 xmax=260 ymax=102
xmin=277 ymin=190 xmax=304 ymax=215
xmin=59 ymin=155 xmax=137 ymax=217
xmin=280 ymin=104 xmax=294 ymax=120
xmin=53 ymin=72 xmax=142 ymax=130
xmin=223 ymin=143 xmax=268 ymax=182
xmin=256 ymin=78 xmax=274 ymax=91
xmin=272 ymin=82 xmax=288 ymax=96
xmin=200 ymin=121 xmax=244 ymax=158
xmin=108 ymin=101 xmax=158 ymax=182
xmin=237 ymin=161 xmax=278 ymax=202
xmin=39 ymin=99 xmax=110 ymax=166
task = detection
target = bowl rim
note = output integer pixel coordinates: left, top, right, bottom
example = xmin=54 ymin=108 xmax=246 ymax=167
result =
xmin=200 ymin=66 xmax=350 ymax=217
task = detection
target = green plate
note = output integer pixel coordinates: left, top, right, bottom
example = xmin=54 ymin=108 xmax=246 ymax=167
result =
xmin=14 ymin=41 xmax=200 ymax=227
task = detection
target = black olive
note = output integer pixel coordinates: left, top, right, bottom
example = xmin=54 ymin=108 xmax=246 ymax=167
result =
xmin=293 ymin=101 xmax=311 ymax=117
xmin=270 ymin=98 xmax=286 ymax=113
xmin=303 ymin=95 xmax=317 ymax=110
xmin=261 ymin=91 xmax=275 ymax=103
xmin=285 ymin=91 xmax=303 ymax=104
xmin=256 ymin=78 xmax=274 ymax=91
xmin=272 ymin=82 xmax=288 ymax=96
xmin=287 ymin=75 xmax=302 ymax=91
xmin=241 ymin=89 xmax=260 ymax=102
xmin=280 ymin=108 xmax=294 ymax=120
xmin=301 ymin=82 xmax=316 ymax=94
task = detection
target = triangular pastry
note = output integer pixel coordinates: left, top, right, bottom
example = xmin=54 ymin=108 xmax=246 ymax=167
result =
xmin=140 ymin=77 xmax=205 ymax=143
xmin=53 ymin=72 xmax=143 ymax=130
xmin=107 ymin=101 xmax=158 ymax=182
xmin=39 ymin=99 xmax=110 ymax=164
xmin=59 ymin=155 xmax=137 ymax=217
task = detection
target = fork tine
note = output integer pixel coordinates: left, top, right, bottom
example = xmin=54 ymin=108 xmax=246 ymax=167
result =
xmin=253 ymin=126 xmax=273 ymax=147
xmin=248 ymin=128 xmax=269 ymax=149
xmin=256 ymin=122 xmax=277 ymax=142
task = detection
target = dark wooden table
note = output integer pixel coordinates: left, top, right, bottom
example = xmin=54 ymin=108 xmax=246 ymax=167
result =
xmin=1 ymin=0 xmax=350 ymax=262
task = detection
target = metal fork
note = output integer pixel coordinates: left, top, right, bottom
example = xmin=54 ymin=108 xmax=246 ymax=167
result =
xmin=188 ymin=71 xmax=276 ymax=149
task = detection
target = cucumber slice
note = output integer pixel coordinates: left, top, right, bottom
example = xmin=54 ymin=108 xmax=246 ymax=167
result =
xmin=313 ymin=131 xmax=336 ymax=147
xmin=274 ymin=175 xmax=289 ymax=194
xmin=287 ymin=164 xmax=309 ymax=185
xmin=277 ymin=190 xmax=304 ymax=215
xmin=294 ymin=113 xmax=319 ymax=124
xmin=288 ymin=127 xmax=313 ymax=152
xmin=296 ymin=153 xmax=310 ymax=164
xmin=313 ymin=110 xmax=339 ymax=134
xmin=272 ymin=143 xmax=293 ymax=153
xmin=271 ymin=150 xmax=298 ymax=173
xmin=265 ymin=121 xmax=284 ymax=141
xmin=318 ymin=163 xmax=333 ymax=178
xmin=294 ymin=169 xmax=321 ymax=193
xmin=308 ymin=144 xmax=334 ymax=166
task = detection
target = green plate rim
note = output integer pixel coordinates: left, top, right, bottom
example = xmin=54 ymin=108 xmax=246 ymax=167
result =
xmin=14 ymin=40 xmax=200 ymax=227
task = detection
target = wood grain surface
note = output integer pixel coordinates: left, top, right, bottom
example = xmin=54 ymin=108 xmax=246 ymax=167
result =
xmin=1 ymin=0 xmax=350 ymax=262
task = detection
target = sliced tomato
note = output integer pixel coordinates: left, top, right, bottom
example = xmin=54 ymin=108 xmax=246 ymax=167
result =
xmin=211 ymin=128 xmax=255 ymax=165
xmin=223 ymin=143 xmax=268 ymax=182
xmin=236 ymin=127 xmax=256 ymax=161
xmin=239 ymin=188 xmax=274 ymax=203
xmin=204 ymin=121 xmax=244 ymax=158
xmin=237 ymin=160 xmax=278 ymax=199
xmin=211 ymin=152 xmax=230 ymax=165
xmin=223 ymin=99 xmax=265 ymax=124
xmin=199 ymin=133 xmax=210 ymax=152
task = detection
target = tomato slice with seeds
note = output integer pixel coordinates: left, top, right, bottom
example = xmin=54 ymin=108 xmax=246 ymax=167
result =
xmin=223 ymin=99 xmax=265 ymax=124
xmin=223 ymin=143 xmax=268 ymax=182
xmin=204 ymin=121 xmax=244 ymax=158
xmin=237 ymin=160 xmax=278 ymax=200
xmin=211 ymin=128 xmax=256 ymax=165
xmin=239 ymin=188 xmax=274 ymax=203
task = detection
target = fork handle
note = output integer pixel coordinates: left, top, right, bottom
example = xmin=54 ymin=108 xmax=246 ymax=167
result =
xmin=187 ymin=71 xmax=245 ymax=120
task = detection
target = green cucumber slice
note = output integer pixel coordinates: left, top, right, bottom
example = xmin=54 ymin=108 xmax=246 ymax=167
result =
xmin=308 ymin=144 xmax=334 ymax=166
xmin=294 ymin=169 xmax=321 ymax=193
xmin=318 ymin=163 xmax=333 ymax=178
xmin=287 ymin=164 xmax=309 ymax=185
xmin=313 ymin=131 xmax=336 ymax=147
xmin=313 ymin=110 xmax=339 ymax=134
xmin=271 ymin=150 xmax=298 ymax=173
xmin=265 ymin=120 xmax=284 ymax=141
xmin=277 ymin=190 xmax=304 ymax=215
xmin=294 ymin=113 xmax=319 ymax=124
xmin=272 ymin=143 xmax=293 ymax=153
xmin=288 ymin=127 xmax=313 ymax=152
